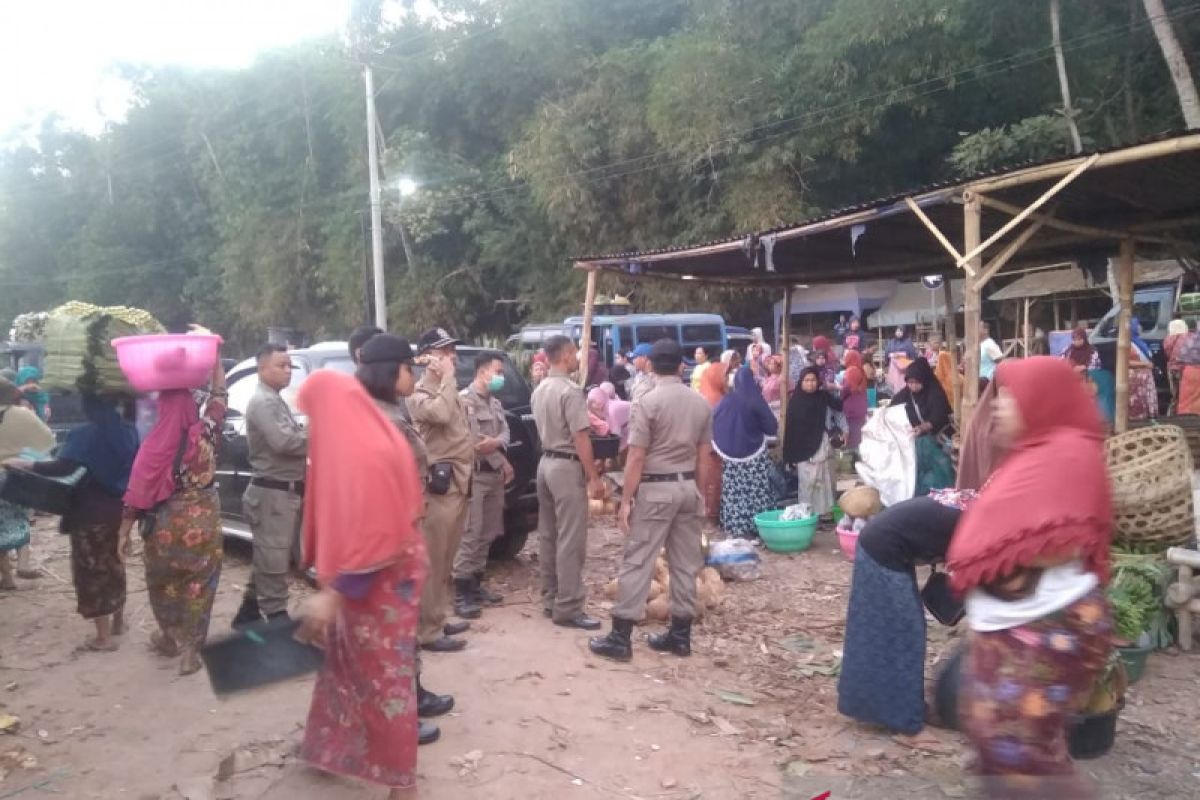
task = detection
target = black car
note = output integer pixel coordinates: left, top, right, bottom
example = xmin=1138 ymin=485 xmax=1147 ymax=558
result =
xmin=217 ymin=341 xmax=540 ymax=560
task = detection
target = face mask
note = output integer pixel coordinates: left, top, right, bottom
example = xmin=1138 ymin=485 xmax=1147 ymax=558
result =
xmin=487 ymin=374 xmax=505 ymax=392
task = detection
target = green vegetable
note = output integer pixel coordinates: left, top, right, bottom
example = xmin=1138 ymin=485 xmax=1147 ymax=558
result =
xmin=1106 ymin=557 xmax=1173 ymax=648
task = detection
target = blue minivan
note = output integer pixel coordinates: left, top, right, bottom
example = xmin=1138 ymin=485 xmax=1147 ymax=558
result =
xmin=563 ymin=313 xmax=728 ymax=366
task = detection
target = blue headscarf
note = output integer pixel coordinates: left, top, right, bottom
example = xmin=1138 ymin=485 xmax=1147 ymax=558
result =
xmin=60 ymin=395 xmax=140 ymax=496
xmin=15 ymin=366 xmax=49 ymax=421
xmin=713 ymin=366 xmax=778 ymax=459
xmin=1130 ymin=318 xmax=1153 ymax=361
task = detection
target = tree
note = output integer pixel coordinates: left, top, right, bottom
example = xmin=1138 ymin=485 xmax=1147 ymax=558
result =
xmin=1143 ymin=0 xmax=1200 ymax=128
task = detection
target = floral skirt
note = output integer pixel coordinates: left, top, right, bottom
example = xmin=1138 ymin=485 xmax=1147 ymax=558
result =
xmin=143 ymin=487 xmax=223 ymax=649
xmin=301 ymin=563 xmax=423 ymax=789
xmin=961 ymin=588 xmax=1112 ymax=798
xmin=718 ymin=448 xmax=774 ymax=538
xmin=70 ymin=520 xmax=126 ymax=619
xmin=1178 ymin=365 xmax=1200 ymax=415
xmin=1128 ymin=367 xmax=1159 ymax=420
xmin=0 ymin=499 xmax=31 ymax=553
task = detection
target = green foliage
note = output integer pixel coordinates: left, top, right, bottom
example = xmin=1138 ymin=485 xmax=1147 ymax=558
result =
xmin=1 ymin=0 xmax=1197 ymax=355
xmin=1107 ymin=556 xmax=1174 ymax=647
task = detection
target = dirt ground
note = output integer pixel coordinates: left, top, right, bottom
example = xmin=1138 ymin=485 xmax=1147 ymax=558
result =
xmin=2 ymin=514 xmax=1200 ymax=800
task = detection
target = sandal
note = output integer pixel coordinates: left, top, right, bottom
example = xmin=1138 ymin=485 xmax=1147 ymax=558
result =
xmin=78 ymin=637 xmax=119 ymax=653
xmin=149 ymin=630 xmax=180 ymax=658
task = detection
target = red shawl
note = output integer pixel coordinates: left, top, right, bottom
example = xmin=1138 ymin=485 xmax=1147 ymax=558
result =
xmin=948 ymin=357 xmax=1112 ymax=594
xmin=123 ymin=390 xmax=202 ymax=511
xmin=297 ymin=370 xmax=426 ymax=586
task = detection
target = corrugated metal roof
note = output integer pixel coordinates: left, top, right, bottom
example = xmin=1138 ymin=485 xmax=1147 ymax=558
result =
xmin=988 ymin=260 xmax=1183 ymax=301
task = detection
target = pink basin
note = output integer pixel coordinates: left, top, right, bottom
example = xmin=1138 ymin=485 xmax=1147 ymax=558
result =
xmin=111 ymin=334 xmax=222 ymax=392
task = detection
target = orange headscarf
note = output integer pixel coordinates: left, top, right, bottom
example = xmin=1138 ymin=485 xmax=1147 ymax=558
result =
xmin=933 ymin=350 xmax=954 ymax=404
xmin=297 ymin=370 xmax=426 ymax=586
xmin=842 ymin=350 xmax=863 ymax=370
xmin=842 ymin=365 xmax=867 ymax=393
xmin=699 ymin=361 xmax=729 ymax=407
xmin=948 ymin=358 xmax=1111 ymax=594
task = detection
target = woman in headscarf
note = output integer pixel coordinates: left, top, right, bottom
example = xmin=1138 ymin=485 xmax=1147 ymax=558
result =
xmin=295 ymin=371 xmax=427 ymax=797
xmin=884 ymin=327 xmax=919 ymax=394
xmin=927 ymin=337 xmax=955 ymax=404
xmin=699 ymin=356 xmax=730 ymax=407
xmin=1164 ymin=319 xmax=1190 ymax=412
xmin=890 ymin=358 xmax=955 ymax=495
xmin=760 ymin=354 xmax=784 ymax=405
xmin=117 ymin=357 xmax=226 ymax=675
xmin=1061 ymin=326 xmax=1100 ymax=374
xmin=600 ymin=382 xmax=631 ymax=446
xmin=840 ymin=352 xmax=869 ymax=451
xmin=713 ymin=367 xmax=779 ymax=538
xmin=586 ymin=386 xmax=611 ymax=436
xmin=951 ymin=357 xmax=1112 ymax=799
xmin=15 ymin=366 xmax=50 ymax=422
xmin=1176 ymin=321 xmax=1200 ymax=415
xmin=783 ymin=366 xmax=842 ymax=516
xmin=1127 ymin=318 xmax=1159 ymax=420
xmin=0 ymin=377 xmax=55 ymax=590
xmin=7 ymin=395 xmax=139 ymax=650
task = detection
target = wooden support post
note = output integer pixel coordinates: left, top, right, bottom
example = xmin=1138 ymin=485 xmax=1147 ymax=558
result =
xmin=779 ymin=286 xmax=793 ymax=442
xmin=579 ymin=267 xmax=598 ymax=388
xmin=1054 ymin=299 xmax=1062 ymax=331
xmin=1114 ymin=239 xmax=1135 ymax=433
xmin=943 ymin=277 xmax=960 ymax=416
xmin=1023 ymin=297 xmax=1033 ymax=356
xmin=1070 ymin=298 xmax=1079 ymax=328
xmin=962 ymin=194 xmax=984 ymax=425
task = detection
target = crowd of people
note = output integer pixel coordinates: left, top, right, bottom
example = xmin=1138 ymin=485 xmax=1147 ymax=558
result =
xmin=0 ymin=306 xmax=1189 ymax=799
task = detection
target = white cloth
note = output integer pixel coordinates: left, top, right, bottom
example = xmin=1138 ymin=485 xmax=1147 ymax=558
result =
xmin=854 ymin=404 xmax=916 ymax=507
xmin=965 ymin=560 xmax=1098 ymax=632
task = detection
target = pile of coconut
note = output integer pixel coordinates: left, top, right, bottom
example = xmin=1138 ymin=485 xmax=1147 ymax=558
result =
xmin=603 ymin=555 xmax=725 ymax=622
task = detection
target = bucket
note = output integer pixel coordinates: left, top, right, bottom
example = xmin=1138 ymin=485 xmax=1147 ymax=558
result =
xmin=1067 ymin=701 xmax=1123 ymax=760
xmin=1117 ymin=643 xmax=1153 ymax=684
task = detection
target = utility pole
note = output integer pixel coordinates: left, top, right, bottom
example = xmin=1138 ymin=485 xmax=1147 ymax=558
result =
xmin=364 ymin=64 xmax=387 ymax=330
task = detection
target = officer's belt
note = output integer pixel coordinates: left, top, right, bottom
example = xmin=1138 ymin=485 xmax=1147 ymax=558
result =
xmin=641 ymin=471 xmax=696 ymax=483
xmin=542 ymin=450 xmax=580 ymax=462
xmin=251 ymin=477 xmax=306 ymax=495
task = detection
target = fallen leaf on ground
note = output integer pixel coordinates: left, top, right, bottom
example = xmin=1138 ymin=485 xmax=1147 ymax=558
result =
xmin=0 ymin=714 xmax=18 ymax=733
xmin=711 ymin=716 xmax=743 ymax=736
xmin=710 ymin=689 xmax=756 ymax=706
xmin=215 ymin=739 xmax=288 ymax=781
xmin=775 ymin=635 xmax=815 ymax=653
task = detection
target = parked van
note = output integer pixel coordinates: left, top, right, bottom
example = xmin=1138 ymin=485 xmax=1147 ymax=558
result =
xmin=506 ymin=323 xmax=570 ymax=353
xmin=562 ymin=313 xmax=728 ymax=366
xmin=1090 ymin=282 xmax=1179 ymax=408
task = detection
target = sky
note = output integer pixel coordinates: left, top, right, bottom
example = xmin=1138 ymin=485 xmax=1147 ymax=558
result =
xmin=0 ymin=0 xmax=356 ymax=137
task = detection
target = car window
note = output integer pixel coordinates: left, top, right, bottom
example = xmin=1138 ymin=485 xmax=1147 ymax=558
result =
xmin=681 ymin=324 xmax=722 ymax=343
xmin=1098 ymin=300 xmax=1163 ymax=338
xmin=635 ymin=325 xmax=678 ymax=344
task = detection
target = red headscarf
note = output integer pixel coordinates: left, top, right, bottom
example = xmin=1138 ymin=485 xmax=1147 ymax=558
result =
xmin=842 ymin=350 xmax=863 ymax=370
xmin=297 ymin=370 xmax=426 ymax=586
xmin=948 ymin=357 xmax=1111 ymax=594
xmin=699 ymin=361 xmax=729 ymax=407
xmin=122 ymin=390 xmax=202 ymax=511
xmin=812 ymin=336 xmax=832 ymax=360
xmin=842 ymin=365 xmax=867 ymax=393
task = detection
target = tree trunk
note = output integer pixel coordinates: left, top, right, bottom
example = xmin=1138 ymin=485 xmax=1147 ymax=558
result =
xmin=1143 ymin=0 xmax=1200 ymax=128
xmin=1051 ymin=0 xmax=1084 ymax=152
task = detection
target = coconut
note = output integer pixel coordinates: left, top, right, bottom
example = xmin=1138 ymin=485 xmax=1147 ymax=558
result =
xmin=839 ymin=486 xmax=882 ymax=519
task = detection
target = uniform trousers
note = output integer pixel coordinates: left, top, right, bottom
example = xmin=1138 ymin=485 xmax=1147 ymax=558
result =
xmin=418 ymin=486 xmax=469 ymax=644
xmin=612 ymin=480 xmax=704 ymax=621
xmin=537 ymin=458 xmax=589 ymax=622
xmin=242 ymin=483 xmax=303 ymax=616
xmin=454 ymin=469 xmax=505 ymax=579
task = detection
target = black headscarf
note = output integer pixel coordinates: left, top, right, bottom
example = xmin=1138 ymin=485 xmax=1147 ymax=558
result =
xmin=783 ymin=367 xmax=841 ymax=463
xmin=891 ymin=358 xmax=951 ymax=433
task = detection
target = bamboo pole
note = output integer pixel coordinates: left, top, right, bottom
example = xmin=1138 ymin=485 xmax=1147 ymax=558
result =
xmin=977 ymin=216 xmax=1049 ymax=286
xmin=943 ymin=277 xmax=960 ymax=417
xmin=779 ymin=286 xmax=793 ymax=443
xmin=1023 ymin=297 xmax=1033 ymax=355
xmin=904 ymin=198 xmax=971 ymax=275
xmin=957 ymin=154 xmax=1099 ymax=269
xmin=1114 ymin=240 xmax=1135 ymax=433
xmin=962 ymin=194 xmax=984 ymax=425
xmin=579 ymin=266 xmax=598 ymax=388
xmin=1054 ymin=299 xmax=1062 ymax=331
xmin=973 ymin=194 xmax=1172 ymax=245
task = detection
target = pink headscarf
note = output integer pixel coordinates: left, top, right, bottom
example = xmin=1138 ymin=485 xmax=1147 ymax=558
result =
xmin=122 ymin=390 xmax=203 ymax=511
xmin=599 ymin=382 xmax=631 ymax=443
xmin=587 ymin=387 xmax=610 ymax=435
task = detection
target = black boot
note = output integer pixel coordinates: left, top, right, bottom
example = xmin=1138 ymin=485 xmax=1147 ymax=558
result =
xmin=417 ymin=675 xmax=455 ymax=718
xmin=588 ymin=617 xmax=634 ymax=662
xmin=418 ymin=721 xmax=441 ymax=745
xmin=472 ymin=572 xmax=503 ymax=606
xmin=647 ymin=616 xmax=692 ymax=657
xmin=454 ymin=578 xmax=482 ymax=619
xmin=231 ymin=595 xmax=263 ymax=630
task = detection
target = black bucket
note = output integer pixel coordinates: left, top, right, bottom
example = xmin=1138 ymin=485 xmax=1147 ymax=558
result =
xmin=1067 ymin=701 xmax=1122 ymax=760
xmin=590 ymin=434 xmax=621 ymax=460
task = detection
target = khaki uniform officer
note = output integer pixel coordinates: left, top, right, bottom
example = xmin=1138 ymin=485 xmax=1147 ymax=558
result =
xmin=233 ymin=344 xmax=308 ymax=628
xmin=627 ymin=342 xmax=656 ymax=403
xmin=453 ymin=353 xmax=513 ymax=616
xmin=408 ymin=327 xmax=478 ymax=652
xmin=590 ymin=339 xmax=713 ymax=662
xmin=531 ymin=335 xmax=605 ymax=630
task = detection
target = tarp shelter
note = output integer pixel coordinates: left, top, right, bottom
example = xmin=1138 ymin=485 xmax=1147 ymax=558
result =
xmin=572 ymin=130 xmax=1200 ymax=434
xmin=867 ymin=279 xmax=965 ymax=329
xmin=772 ymin=280 xmax=898 ymax=336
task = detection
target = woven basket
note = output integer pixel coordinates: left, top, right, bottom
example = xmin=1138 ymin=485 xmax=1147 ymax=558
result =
xmin=1130 ymin=416 xmax=1200 ymax=467
xmin=1105 ymin=426 xmax=1195 ymax=551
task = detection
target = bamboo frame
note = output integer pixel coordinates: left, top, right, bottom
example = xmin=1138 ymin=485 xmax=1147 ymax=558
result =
xmin=961 ymin=195 xmax=984 ymax=424
xmin=973 ymin=194 xmax=1173 ymax=245
xmin=904 ymin=197 xmax=971 ymax=275
xmin=779 ymin=286 xmax=793 ymax=443
xmin=1114 ymin=240 xmax=1135 ymax=433
xmin=1023 ymin=297 xmax=1033 ymax=356
xmin=977 ymin=215 xmax=1050 ymax=286
xmin=578 ymin=266 xmax=598 ymax=388
xmin=956 ymin=154 xmax=1099 ymax=269
xmin=943 ymin=277 xmax=960 ymax=415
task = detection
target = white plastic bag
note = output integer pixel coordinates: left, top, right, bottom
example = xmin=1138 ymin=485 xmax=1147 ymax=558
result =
xmin=780 ymin=503 xmax=814 ymax=522
xmin=706 ymin=538 xmax=762 ymax=581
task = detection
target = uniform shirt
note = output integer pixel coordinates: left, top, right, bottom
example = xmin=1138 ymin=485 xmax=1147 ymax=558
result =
xmin=629 ymin=371 xmax=656 ymax=403
xmin=245 ymin=381 xmax=308 ymax=481
xmin=462 ymin=384 xmax=510 ymax=471
xmin=407 ymin=367 xmax=476 ymax=491
xmin=532 ymin=370 xmax=589 ymax=454
xmin=628 ymin=375 xmax=713 ymax=473
xmin=374 ymin=398 xmax=429 ymax=480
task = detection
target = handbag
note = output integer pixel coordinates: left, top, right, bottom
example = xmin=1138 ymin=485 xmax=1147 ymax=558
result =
xmin=921 ymin=565 xmax=965 ymax=626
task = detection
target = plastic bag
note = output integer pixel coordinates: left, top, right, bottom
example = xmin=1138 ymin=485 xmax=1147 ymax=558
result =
xmin=780 ymin=503 xmax=814 ymax=522
xmin=706 ymin=538 xmax=762 ymax=582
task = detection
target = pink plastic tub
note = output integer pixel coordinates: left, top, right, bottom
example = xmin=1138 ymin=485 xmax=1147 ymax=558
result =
xmin=111 ymin=334 xmax=222 ymax=392
xmin=837 ymin=527 xmax=859 ymax=561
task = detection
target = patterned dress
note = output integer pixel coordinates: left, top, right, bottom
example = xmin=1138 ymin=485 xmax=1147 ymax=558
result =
xmin=717 ymin=447 xmax=775 ymax=537
xmin=961 ymin=588 xmax=1112 ymax=798
xmin=143 ymin=399 xmax=225 ymax=651
xmin=300 ymin=562 xmax=424 ymax=790
xmin=1128 ymin=347 xmax=1159 ymax=421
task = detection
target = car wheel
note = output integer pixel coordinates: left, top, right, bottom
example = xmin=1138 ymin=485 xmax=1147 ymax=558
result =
xmin=488 ymin=525 xmax=531 ymax=562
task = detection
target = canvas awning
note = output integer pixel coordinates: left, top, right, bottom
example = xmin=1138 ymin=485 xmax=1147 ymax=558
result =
xmin=867 ymin=279 xmax=965 ymax=329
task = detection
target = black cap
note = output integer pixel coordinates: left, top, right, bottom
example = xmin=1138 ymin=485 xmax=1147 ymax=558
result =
xmin=360 ymin=334 xmax=415 ymax=365
xmin=416 ymin=326 xmax=463 ymax=355
xmin=649 ymin=338 xmax=683 ymax=372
